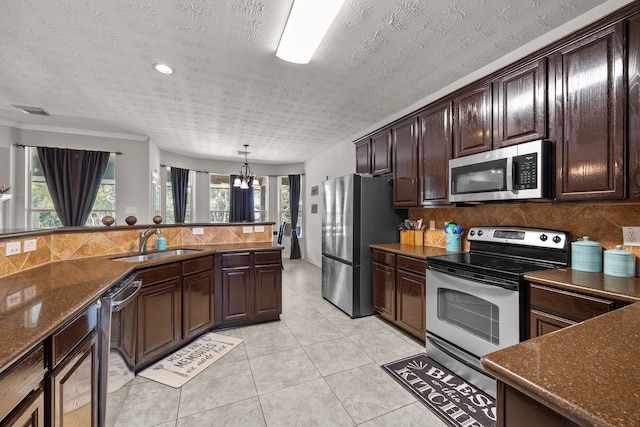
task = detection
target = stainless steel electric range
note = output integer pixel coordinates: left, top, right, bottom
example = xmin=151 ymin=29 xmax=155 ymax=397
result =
xmin=425 ymin=226 xmax=570 ymax=397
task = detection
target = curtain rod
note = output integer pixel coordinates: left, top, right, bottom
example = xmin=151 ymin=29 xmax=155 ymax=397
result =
xmin=13 ymin=143 xmax=123 ymax=155
xmin=160 ymin=164 xmax=208 ymax=174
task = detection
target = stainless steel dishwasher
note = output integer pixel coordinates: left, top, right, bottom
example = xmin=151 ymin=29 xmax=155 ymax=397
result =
xmin=98 ymin=273 xmax=142 ymax=427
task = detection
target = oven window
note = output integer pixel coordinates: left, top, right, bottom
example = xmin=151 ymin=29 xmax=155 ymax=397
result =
xmin=437 ymin=289 xmax=499 ymax=345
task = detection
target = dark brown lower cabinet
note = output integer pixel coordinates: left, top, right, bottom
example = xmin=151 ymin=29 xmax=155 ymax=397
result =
xmin=136 ymin=277 xmax=182 ymax=368
xmin=221 ymin=264 xmax=253 ymax=323
xmin=3 ymin=387 xmax=45 ymax=427
xmin=371 ymin=249 xmax=425 ymax=341
xmin=48 ymin=332 xmax=99 ymax=427
xmin=182 ymin=256 xmax=215 ymax=340
xmin=527 ymin=282 xmax=619 ymax=339
xmin=255 ymin=263 xmax=282 ymax=318
xmin=496 ymin=381 xmax=579 ymax=427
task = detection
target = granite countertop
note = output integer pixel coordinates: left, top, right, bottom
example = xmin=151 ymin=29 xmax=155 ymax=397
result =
xmin=369 ymin=243 xmax=448 ymax=260
xmin=0 ymin=242 xmax=283 ymax=374
xmin=482 ymin=302 xmax=640 ymax=426
xmin=525 ymin=268 xmax=640 ymax=303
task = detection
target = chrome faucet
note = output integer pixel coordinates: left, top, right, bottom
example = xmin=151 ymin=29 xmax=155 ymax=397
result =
xmin=139 ymin=227 xmax=160 ymax=252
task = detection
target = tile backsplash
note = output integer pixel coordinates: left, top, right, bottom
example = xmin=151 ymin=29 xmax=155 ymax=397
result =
xmin=411 ymin=202 xmax=640 ymax=258
xmin=0 ymin=224 xmax=274 ymax=277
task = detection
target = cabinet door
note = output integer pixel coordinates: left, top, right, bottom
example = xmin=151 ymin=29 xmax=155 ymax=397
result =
xmin=254 ymin=264 xmax=282 ymax=317
xmin=530 ymin=309 xmax=575 ymax=338
xmin=2 ymin=388 xmax=45 ymax=427
xmin=396 ymin=269 xmax=425 ymax=340
xmin=183 ymin=270 xmax=214 ymax=340
xmin=392 ymin=117 xmax=419 ymax=206
xmin=550 ymin=22 xmax=625 ymax=201
xmin=355 ymin=139 xmax=371 ymax=174
xmin=628 ymin=14 xmax=640 ymax=200
xmin=372 ymin=261 xmax=395 ymax=322
xmin=454 ymin=83 xmax=493 ymax=157
xmin=49 ymin=333 xmax=98 ymax=427
xmin=494 ymin=59 xmax=547 ymax=147
xmin=419 ymin=100 xmax=453 ymax=204
xmin=371 ymin=130 xmax=392 ymax=176
xmin=136 ymin=278 xmax=182 ymax=367
xmin=221 ymin=266 xmax=253 ymax=323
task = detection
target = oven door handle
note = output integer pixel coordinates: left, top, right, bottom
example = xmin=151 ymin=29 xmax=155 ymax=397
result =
xmin=426 ymin=334 xmax=490 ymax=377
xmin=426 ymin=265 xmax=519 ymax=292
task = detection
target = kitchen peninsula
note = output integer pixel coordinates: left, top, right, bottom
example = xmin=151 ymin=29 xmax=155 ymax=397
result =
xmin=0 ymin=223 xmax=283 ymax=426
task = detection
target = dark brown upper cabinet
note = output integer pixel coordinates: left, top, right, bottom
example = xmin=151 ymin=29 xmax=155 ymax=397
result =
xmin=355 ymin=139 xmax=371 ymax=174
xmin=494 ymin=59 xmax=547 ymax=148
xmin=392 ymin=116 xmax=420 ymax=206
xmin=454 ymin=82 xmax=493 ymax=157
xmin=372 ymin=129 xmax=393 ymax=175
xmin=628 ymin=14 xmax=640 ymax=200
xmin=549 ymin=22 xmax=625 ymax=201
xmin=419 ymin=100 xmax=453 ymax=204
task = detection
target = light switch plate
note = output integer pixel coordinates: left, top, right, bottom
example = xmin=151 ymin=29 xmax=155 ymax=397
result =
xmin=622 ymin=226 xmax=640 ymax=246
xmin=243 ymin=226 xmax=253 ymax=233
xmin=254 ymin=225 xmax=265 ymax=232
xmin=6 ymin=241 xmax=20 ymax=256
xmin=125 ymin=206 xmax=137 ymax=214
xmin=24 ymin=239 xmax=37 ymax=252
xmin=192 ymin=227 xmax=204 ymax=235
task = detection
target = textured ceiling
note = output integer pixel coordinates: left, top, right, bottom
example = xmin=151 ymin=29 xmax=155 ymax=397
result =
xmin=0 ymin=0 xmax=617 ymax=164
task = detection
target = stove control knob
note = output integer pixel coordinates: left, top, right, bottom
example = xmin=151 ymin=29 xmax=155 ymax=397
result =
xmin=540 ymin=234 xmax=548 ymax=241
xmin=553 ymin=235 xmax=562 ymax=244
xmin=477 ymin=230 xmax=483 ymax=236
xmin=470 ymin=230 xmax=475 ymax=236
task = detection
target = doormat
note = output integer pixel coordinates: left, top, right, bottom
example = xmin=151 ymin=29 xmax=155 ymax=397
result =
xmin=138 ymin=332 xmax=243 ymax=388
xmin=382 ymin=354 xmax=496 ymax=427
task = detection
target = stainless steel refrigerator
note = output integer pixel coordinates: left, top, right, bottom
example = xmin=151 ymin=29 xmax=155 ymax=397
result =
xmin=322 ymin=174 xmax=406 ymax=318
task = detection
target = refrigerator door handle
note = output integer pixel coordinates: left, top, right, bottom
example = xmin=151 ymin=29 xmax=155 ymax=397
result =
xmin=321 ymin=252 xmax=354 ymax=266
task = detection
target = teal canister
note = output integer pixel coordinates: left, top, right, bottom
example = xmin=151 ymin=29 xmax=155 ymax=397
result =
xmin=571 ymin=236 xmax=602 ymax=272
xmin=156 ymin=229 xmax=167 ymax=251
xmin=603 ymin=245 xmax=636 ymax=277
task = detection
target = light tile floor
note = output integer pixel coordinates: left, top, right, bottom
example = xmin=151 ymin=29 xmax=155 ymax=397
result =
xmin=109 ymin=258 xmax=448 ymax=427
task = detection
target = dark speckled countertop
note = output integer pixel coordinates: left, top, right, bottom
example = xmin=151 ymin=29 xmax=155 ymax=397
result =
xmin=482 ymin=302 xmax=640 ymax=426
xmin=0 ymin=242 xmax=282 ymax=374
xmin=369 ymin=243 xmax=448 ymax=259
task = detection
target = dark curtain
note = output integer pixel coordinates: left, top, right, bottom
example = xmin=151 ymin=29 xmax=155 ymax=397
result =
xmin=229 ymin=174 xmax=255 ymax=222
xmin=288 ymin=174 xmax=301 ymax=259
xmin=171 ymin=167 xmax=190 ymax=223
xmin=37 ymin=147 xmax=110 ymax=227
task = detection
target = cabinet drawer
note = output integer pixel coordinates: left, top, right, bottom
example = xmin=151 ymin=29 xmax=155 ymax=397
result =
xmin=0 ymin=345 xmax=46 ymax=422
xmin=137 ymin=262 xmax=181 ymax=286
xmin=255 ymin=250 xmax=281 ymax=265
xmin=372 ymin=250 xmax=395 ymax=266
xmin=529 ymin=284 xmax=613 ymax=322
xmin=51 ymin=303 xmax=98 ymax=367
xmin=396 ymin=255 xmax=425 ymax=275
xmin=222 ymin=252 xmax=251 ymax=268
xmin=183 ymin=255 xmax=213 ymax=275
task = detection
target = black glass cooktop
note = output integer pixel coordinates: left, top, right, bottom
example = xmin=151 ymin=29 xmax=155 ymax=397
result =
xmin=427 ymin=252 xmax=558 ymax=276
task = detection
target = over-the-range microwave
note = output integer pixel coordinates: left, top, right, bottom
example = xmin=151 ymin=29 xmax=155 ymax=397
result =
xmin=448 ymin=139 xmax=551 ymax=203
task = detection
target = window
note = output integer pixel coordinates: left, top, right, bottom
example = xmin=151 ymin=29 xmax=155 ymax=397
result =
xmin=279 ymin=176 xmax=302 ymax=237
xmin=209 ymin=174 xmax=230 ymax=222
xmin=209 ymin=174 xmax=267 ymax=222
xmin=28 ymin=147 xmax=116 ymax=228
xmin=165 ymin=167 xmax=195 ymax=224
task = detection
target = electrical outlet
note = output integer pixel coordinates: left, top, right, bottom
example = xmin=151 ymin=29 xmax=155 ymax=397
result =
xmin=623 ymin=226 xmax=640 ymax=246
xmin=254 ymin=225 xmax=265 ymax=232
xmin=192 ymin=227 xmax=204 ymax=235
xmin=429 ymin=220 xmax=435 ymax=231
xmin=24 ymin=239 xmax=37 ymax=252
xmin=6 ymin=241 xmax=20 ymax=256
xmin=243 ymin=226 xmax=253 ymax=233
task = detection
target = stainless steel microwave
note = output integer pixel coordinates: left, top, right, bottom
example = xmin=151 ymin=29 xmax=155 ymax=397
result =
xmin=448 ymin=140 xmax=550 ymax=203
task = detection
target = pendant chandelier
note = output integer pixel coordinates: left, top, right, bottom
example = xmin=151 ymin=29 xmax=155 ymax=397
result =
xmin=233 ymin=145 xmax=259 ymax=189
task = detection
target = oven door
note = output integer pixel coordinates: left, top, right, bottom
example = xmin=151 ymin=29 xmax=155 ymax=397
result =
xmin=426 ymin=269 xmax=520 ymax=358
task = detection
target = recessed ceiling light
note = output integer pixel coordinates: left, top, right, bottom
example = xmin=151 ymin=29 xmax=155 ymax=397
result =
xmin=276 ymin=0 xmax=346 ymax=64
xmin=153 ymin=63 xmax=174 ymax=75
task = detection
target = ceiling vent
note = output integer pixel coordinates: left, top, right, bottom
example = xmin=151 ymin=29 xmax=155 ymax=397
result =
xmin=12 ymin=105 xmax=50 ymax=116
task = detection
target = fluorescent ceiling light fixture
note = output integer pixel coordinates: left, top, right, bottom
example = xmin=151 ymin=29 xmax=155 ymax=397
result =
xmin=276 ymin=0 xmax=345 ymax=64
xmin=153 ymin=63 xmax=174 ymax=75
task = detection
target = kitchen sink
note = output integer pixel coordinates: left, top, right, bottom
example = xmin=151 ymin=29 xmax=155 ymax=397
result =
xmin=112 ymin=249 xmax=201 ymax=262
